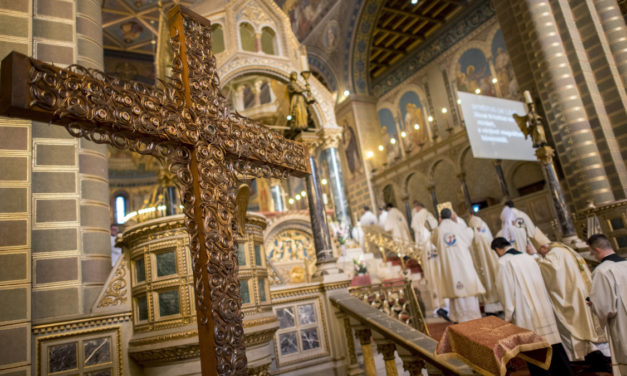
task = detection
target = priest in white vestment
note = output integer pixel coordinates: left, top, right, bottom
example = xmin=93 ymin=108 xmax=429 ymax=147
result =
xmin=500 ymin=205 xmax=528 ymax=253
xmin=431 ymin=208 xmax=485 ymax=323
xmin=491 ymin=237 xmax=575 ymax=376
xmin=410 ymin=201 xmax=447 ymax=314
xmin=534 ymin=236 xmax=611 ymax=371
xmin=468 ymin=214 xmax=502 ymax=314
xmin=588 ymin=234 xmax=627 ymax=375
xmin=359 ymin=206 xmax=378 ymax=227
xmin=378 ymin=207 xmax=388 ymax=229
xmin=383 ymin=203 xmax=411 ymax=241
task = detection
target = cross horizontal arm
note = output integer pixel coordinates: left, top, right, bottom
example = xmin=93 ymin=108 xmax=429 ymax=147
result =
xmin=0 ymin=51 xmax=198 ymax=147
xmin=167 ymin=5 xmax=311 ymax=178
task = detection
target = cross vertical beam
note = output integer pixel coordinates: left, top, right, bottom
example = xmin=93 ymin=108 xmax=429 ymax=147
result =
xmin=0 ymin=5 xmax=310 ymax=376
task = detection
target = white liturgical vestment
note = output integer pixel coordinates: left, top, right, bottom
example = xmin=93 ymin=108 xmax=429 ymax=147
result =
xmin=411 ymin=208 xmax=444 ymax=309
xmin=359 ymin=210 xmax=378 ymax=227
xmin=432 ymin=219 xmax=485 ymax=321
xmin=468 ymin=215 xmax=501 ymax=312
xmin=384 ymin=207 xmax=411 ymax=241
xmin=537 ymin=243 xmax=606 ymax=361
xmin=496 ymin=250 xmax=561 ymax=345
xmin=500 ymin=207 xmax=528 ymax=252
xmin=410 ymin=208 xmax=437 ymax=246
xmin=590 ymin=257 xmax=627 ymax=374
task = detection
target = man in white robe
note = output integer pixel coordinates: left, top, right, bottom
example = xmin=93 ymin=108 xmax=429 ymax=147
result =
xmin=534 ymin=235 xmax=611 ymax=371
xmin=411 ymin=201 xmax=448 ymax=317
xmin=359 ymin=206 xmax=378 ymax=227
xmin=500 ymin=205 xmax=529 ymax=253
xmin=468 ymin=214 xmax=502 ymax=314
xmin=491 ymin=237 xmax=574 ymax=376
xmin=588 ymin=234 xmax=627 ymax=375
xmin=383 ymin=203 xmax=411 ymax=241
xmin=378 ymin=207 xmax=388 ymax=229
xmin=431 ymin=208 xmax=485 ymax=322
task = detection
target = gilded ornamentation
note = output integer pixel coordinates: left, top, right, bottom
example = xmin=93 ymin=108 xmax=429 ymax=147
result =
xmin=97 ymin=258 xmax=129 ymax=307
xmin=0 ymin=5 xmax=310 ymax=375
xmin=317 ymin=127 xmax=343 ymax=150
xmin=349 ymin=280 xmax=429 ymax=335
xmin=247 ymin=364 xmax=271 ymax=376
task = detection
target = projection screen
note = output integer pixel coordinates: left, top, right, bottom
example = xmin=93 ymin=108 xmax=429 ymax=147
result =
xmin=457 ymin=91 xmax=536 ymax=161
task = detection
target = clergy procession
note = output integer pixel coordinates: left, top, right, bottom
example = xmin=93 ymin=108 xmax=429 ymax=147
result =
xmin=364 ymin=200 xmax=626 ymax=375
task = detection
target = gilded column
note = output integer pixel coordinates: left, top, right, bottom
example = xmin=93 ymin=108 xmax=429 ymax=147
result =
xmin=318 ymin=127 xmax=353 ymax=231
xmin=376 ymin=342 xmax=399 ymax=376
xmin=355 ymin=328 xmax=377 ymax=376
xmin=341 ymin=316 xmax=363 ymax=375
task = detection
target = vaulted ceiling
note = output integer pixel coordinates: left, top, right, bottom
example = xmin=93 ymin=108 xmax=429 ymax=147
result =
xmin=369 ymin=0 xmax=465 ymax=79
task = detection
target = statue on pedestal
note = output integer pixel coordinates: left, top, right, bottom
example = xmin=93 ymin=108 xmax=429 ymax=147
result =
xmin=287 ymin=71 xmax=315 ymax=137
xmin=513 ymin=90 xmax=548 ymax=148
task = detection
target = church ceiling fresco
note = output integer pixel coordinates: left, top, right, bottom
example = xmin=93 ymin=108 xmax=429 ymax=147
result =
xmin=273 ymin=0 xmax=338 ymax=41
xmin=101 ymin=0 xmax=199 ymax=54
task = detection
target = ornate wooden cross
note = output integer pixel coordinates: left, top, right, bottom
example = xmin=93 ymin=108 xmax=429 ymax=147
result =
xmin=0 ymin=6 xmax=309 ymax=376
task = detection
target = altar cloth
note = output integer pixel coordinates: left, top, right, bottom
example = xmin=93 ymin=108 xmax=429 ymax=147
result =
xmin=435 ymin=316 xmax=552 ymax=376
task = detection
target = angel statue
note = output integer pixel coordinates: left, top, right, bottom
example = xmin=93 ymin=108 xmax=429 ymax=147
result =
xmin=513 ymin=90 xmax=548 ymax=148
xmin=287 ymin=71 xmax=315 ymax=136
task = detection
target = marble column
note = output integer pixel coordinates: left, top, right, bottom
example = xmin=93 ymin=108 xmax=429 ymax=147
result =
xmin=270 ymin=182 xmax=285 ymax=212
xmin=492 ymin=160 xmax=510 ymax=199
xmin=428 ymin=185 xmax=438 ymax=217
xmin=536 ymin=147 xmax=577 ymax=238
xmin=305 ymin=155 xmax=334 ymax=263
xmin=297 ymin=133 xmax=335 ymax=266
xmin=318 ymin=128 xmax=353 ymax=231
xmin=458 ymin=173 xmax=473 ymax=213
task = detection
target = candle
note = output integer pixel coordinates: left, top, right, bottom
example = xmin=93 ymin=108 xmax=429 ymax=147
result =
xmin=524 ymin=90 xmax=533 ymax=104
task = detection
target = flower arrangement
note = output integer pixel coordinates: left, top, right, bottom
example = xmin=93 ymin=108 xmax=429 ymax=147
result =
xmin=353 ymin=259 xmax=367 ymax=276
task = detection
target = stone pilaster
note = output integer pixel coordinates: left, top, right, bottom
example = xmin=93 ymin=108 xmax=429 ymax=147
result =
xmin=0 ymin=1 xmax=32 ymax=374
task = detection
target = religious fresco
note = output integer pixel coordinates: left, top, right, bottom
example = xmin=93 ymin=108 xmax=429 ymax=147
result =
xmin=274 ymin=0 xmax=336 ymax=41
xmin=455 ymin=48 xmax=496 ymax=97
xmin=377 ymin=108 xmax=400 ymax=162
xmin=322 ymin=20 xmax=339 ymax=52
xmin=399 ymin=91 xmax=430 ymax=150
xmin=342 ymin=120 xmax=363 ymax=179
xmin=491 ymin=29 xmax=520 ymax=99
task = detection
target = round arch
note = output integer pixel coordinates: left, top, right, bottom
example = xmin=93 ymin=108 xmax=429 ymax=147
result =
xmin=220 ymin=67 xmax=327 ymax=129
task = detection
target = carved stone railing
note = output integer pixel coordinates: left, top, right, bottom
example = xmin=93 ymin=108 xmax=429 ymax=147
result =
xmin=330 ymin=292 xmax=475 ymax=376
xmin=349 ymin=279 xmax=429 ymax=335
xmin=362 ymin=225 xmax=423 ymax=264
xmin=575 ymin=199 xmax=627 ymax=256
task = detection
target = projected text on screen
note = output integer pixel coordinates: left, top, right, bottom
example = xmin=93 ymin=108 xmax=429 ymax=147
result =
xmin=458 ymin=91 xmax=536 ymax=161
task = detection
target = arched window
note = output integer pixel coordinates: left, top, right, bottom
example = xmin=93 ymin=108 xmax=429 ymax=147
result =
xmin=239 ymin=23 xmax=256 ymax=52
xmin=260 ymin=27 xmax=276 ymax=55
xmin=243 ymin=85 xmax=255 ymax=109
xmin=259 ymin=82 xmax=271 ymax=104
xmin=211 ymin=24 xmax=225 ymax=53
xmin=115 ymin=195 xmax=127 ymax=224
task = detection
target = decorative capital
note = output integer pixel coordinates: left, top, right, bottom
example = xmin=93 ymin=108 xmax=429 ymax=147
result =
xmin=427 ymin=184 xmax=436 ymax=192
xmin=354 ymin=328 xmax=372 ymax=345
xmin=317 ymin=127 xmax=343 ymax=150
xmin=295 ymin=132 xmax=322 ymax=155
xmin=535 ymin=146 xmax=555 ymax=164
xmin=456 ymin=172 xmax=466 ymax=181
xmin=492 ymin=159 xmax=502 ymax=167
xmin=376 ymin=342 xmax=397 ymax=361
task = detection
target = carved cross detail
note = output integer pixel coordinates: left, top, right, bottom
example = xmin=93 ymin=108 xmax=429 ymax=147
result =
xmin=0 ymin=6 xmax=309 ymax=376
